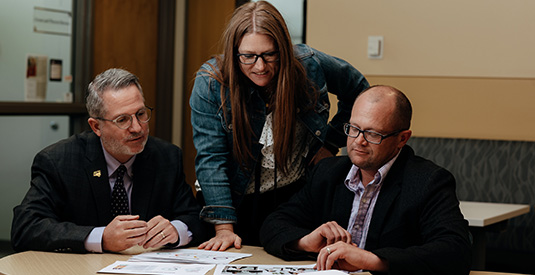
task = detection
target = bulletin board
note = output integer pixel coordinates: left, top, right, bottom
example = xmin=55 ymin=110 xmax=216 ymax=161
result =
xmin=0 ymin=0 xmax=73 ymax=102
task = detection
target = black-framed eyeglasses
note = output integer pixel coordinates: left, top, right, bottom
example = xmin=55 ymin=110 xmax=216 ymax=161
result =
xmin=94 ymin=106 xmax=153 ymax=130
xmin=343 ymin=123 xmax=405 ymax=145
xmin=236 ymin=51 xmax=279 ymax=65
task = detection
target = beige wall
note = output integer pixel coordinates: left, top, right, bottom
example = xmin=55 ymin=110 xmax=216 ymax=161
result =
xmin=312 ymin=0 xmax=535 ymax=142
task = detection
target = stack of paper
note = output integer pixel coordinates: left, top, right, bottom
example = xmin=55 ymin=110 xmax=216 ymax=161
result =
xmin=99 ymin=250 xmax=252 ymax=274
xmin=128 ymin=249 xmax=252 ymax=264
xmin=98 ymin=261 xmax=214 ymax=275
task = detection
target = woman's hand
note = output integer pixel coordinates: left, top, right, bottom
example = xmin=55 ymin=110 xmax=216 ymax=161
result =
xmin=198 ymin=223 xmax=242 ymax=251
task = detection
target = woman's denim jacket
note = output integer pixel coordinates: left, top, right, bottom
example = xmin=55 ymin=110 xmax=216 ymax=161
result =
xmin=190 ymin=44 xmax=369 ymax=224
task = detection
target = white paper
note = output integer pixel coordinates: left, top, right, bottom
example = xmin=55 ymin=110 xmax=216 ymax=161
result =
xmin=129 ymin=249 xmax=252 ymax=264
xmin=98 ymin=261 xmax=214 ymax=275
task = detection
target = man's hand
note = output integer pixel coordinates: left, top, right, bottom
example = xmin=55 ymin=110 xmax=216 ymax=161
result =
xmin=198 ymin=223 xmax=242 ymax=251
xmin=316 ymin=242 xmax=388 ymax=272
xmin=140 ymin=215 xmax=179 ymax=249
xmin=102 ymin=215 xmax=148 ymax=252
xmin=294 ymin=221 xmax=351 ymax=253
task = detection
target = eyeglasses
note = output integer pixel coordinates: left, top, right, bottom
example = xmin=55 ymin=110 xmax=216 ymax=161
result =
xmin=343 ymin=123 xmax=405 ymax=145
xmin=94 ymin=106 xmax=153 ymax=129
xmin=236 ymin=51 xmax=279 ymax=65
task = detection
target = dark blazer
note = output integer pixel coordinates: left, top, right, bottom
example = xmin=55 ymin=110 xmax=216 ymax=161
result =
xmin=260 ymin=146 xmax=472 ymax=275
xmin=12 ymin=131 xmax=206 ymax=253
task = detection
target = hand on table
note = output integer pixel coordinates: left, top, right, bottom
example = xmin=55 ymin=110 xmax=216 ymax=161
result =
xmin=295 ymin=221 xmax=351 ymax=253
xmin=140 ymin=215 xmax=179 ymax=249
xmin=102 ymin=215 xmax=148 ymax=252
xmin=316 ymin=241 xmax=388 ymax=272
xmin=198 ymin=223 xmax=242 ymax=251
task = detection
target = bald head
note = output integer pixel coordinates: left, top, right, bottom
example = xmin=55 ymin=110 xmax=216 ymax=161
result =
xmin=354 ymin=85 xmax=412 ymax=131
xmin=347 ymin=85 xmax=413 ymax=176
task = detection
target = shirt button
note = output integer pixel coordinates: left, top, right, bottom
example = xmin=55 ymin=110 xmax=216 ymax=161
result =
xmin=315 ymin=130 xmax=321 ymax=136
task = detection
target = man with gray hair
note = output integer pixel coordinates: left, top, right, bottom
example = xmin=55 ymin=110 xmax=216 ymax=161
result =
xmin=12 ymin=68 xmax=206 ymax=253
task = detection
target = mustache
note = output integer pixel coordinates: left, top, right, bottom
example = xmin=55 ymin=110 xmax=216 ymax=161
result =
xmin=126 ymin=131 xmax=146 ymax=140
xmin=351 ymin=145 xmax=369 ymax=152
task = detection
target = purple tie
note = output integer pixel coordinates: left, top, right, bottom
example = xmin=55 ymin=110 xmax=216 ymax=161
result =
xmin=111 ymin=165 xmax=129 ymax=216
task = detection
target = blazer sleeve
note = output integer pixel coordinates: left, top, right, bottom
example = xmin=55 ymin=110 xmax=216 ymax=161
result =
xmin=260 ymin=157 xmax=353 ymax=261
xmin=370 ymin=167 xmax=472 ymax=275
xmin=11 ymin=150 xmax=94 ymax=253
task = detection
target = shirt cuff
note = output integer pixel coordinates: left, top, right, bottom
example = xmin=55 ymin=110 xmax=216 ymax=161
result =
xmin=84 ymin=227 xmax=105 ymax=253
xmin=170 ymin=220 xmax=192 ymax=247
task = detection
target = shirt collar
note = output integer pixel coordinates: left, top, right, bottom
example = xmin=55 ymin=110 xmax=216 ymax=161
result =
xmin=345 ymin=148 xmax=403 ymax=192
xmin=100 ymin=140 xmax=136 ymax=178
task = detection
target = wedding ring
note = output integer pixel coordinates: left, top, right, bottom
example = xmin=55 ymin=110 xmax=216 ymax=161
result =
xmin=326 ymin=247 xmax=331 ymax=255
xmin=160 ymin=232 xmax=166 ymax=240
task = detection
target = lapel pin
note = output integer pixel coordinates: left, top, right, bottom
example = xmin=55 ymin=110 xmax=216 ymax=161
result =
xmin=93 ymin=170 xmax=101 ymax=177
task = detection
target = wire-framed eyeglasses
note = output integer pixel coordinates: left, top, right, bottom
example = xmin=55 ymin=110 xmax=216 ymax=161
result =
xmin=236 ymin=51 xmax=280 ymax=65
xmin=94 ymin=106 xmax=153 ymax=130
xmin=343 ymin=123 xmax=405 ymax=145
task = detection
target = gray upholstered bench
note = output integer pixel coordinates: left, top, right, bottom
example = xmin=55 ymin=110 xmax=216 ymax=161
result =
xmin=408 ymin=137 xmax=535 ymax=274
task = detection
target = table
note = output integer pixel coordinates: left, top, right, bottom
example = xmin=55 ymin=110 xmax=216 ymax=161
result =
xmin=460 ymin=201 xmax=530 ymax=227
xmin=0 ymin=246 xmax=527 ymax=275
xmin=0 ymin=246 xmax=314 ymax=275
xmin=459 ymin=201 xmax=531 ymax=270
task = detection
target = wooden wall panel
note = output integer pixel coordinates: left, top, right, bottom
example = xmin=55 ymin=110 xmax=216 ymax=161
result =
xmin=92 ymin=0 xmax=158 ymax=131
xmin=182 ymin=0 xmax=235 ymax=188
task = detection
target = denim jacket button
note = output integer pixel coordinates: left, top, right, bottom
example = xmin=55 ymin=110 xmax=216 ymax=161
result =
xmin=228 ymin=124 xmax=232 ymax=130
xmin=315 ymin=130 xmax=321 ymax=136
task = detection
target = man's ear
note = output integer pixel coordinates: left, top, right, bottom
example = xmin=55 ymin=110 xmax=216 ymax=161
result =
xmin=88 ymin=118 xmax=102 ymax=137
xmin=398 ymin=130 xmax=412 ymax=149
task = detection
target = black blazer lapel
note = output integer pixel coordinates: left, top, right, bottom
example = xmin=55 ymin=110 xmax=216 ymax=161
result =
xmin=365 ymin=148 xmax=409 ymax=250
xmin=85 ymin=132 xmax=114 ymax=225
xmin=331 ymin=158 xmax=355 ymax=229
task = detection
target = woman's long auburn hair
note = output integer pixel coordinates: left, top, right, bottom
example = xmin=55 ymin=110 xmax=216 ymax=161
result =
xmin=209 ymin=1 xmax=312 ymax=174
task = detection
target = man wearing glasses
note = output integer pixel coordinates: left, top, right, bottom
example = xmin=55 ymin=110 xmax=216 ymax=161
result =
xmin=12 ymin=68 xmax=206 ymax=253
xmin=260 ymin=85 xmax=471 ymax=274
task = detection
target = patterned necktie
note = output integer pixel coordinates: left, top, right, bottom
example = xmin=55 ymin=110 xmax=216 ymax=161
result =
xmin=351 ymin=184 xmax=380 ymax=247
xmin=111 ymin=165 xmax=129 ymax=216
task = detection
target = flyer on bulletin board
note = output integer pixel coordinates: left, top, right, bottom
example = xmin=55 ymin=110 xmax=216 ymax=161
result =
xmin=25 ymin=54 xmax=48 ymax=102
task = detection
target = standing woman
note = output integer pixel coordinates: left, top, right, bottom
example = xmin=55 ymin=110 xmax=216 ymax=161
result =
xmin=190 ymin=1 xmax=369 ymax=251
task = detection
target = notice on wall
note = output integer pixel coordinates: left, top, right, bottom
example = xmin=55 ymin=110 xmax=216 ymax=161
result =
xmin=25 ymin=54 xmax=48 ymax=102
xmin=49 ymin=59 xmax=62 ymax=81
xmin=33 ymin=6 xmax=72 ymax=36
